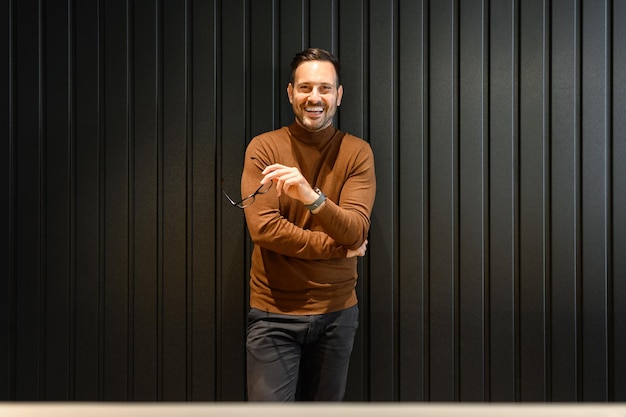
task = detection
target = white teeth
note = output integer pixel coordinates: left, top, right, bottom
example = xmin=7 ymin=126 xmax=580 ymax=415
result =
xmin=306 ymin=107 xmax=323 ymax=112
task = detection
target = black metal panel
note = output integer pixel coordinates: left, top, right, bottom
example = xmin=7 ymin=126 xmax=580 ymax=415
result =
xmin=160 ymin=0 xmax=189 ymax=401
xmin=550 ymin=0 xmax=580 ymax=402
xmin=3 ymin=0 xmax=624 ymax=404
xmin=488 ymin=0 xmax=518 ymax=402
xmin=336 ymin=0 xmax=366 ymax=137
xmin=428 ymin=0 xmax=458 ymax=402
xmin=0 ymin=0 xmax=14 ymax=400
xmin=612 ymin=0 xmax=626 ymax=402
xmin=309 ymin=0 xmax=338 ymax=53
xmin=219 ymin=0 xmax=248 ymax=401
xmin=189 ymin=0 xmax=219 ymax=401
xmin=368 ymin=0 xmax=398 ymax=402
xmin=458 ymin=0 xmax=488 ymax=402
xmin=44 ymin=0 xmax=72 ymax=400
xmin=250 ymin=0 xmax=278 ymax=136
xmin=14 ymin=0 xmax=43 ymax=400
xmin=73 ymin=0 xmax=103 ymax=401
xmin=518 ymin=0 xmax=548 ymax=402
xmin=132 ymin=0 xmax=159 ymax=401
xmin=580 ymin=0 xmax=610 ymax=402
xmin=397 ymin=0 xmax=427 ymax=402
xmin=102 ymin=0 xmax=130 ymax=400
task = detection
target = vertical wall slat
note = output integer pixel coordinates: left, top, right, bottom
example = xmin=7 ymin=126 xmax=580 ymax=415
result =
xmin=219 ymin=0 xmax=248 ymax=401
xmin=102 ymin=0 xmax=130 ymax=400
xmin=44 ymin=0 xmax=72 ymax=400
xmin=189 ymin=0 xmax=219 ymax=401
xmin=398 ymin=0 xmax=427 ymax=402
xmin=161 ymin=0 xmax=189 ymax=400
xmin=581 ymin=0 xmax=610 ymax=401
xmin=518 ymin=0 xmax=549 ymax=401
xmin=132 ymin=0 xmax=159 ymax=401
xmin=612 ymin=0 xmax=626 ymax=403
xmin=73 ymin=0 xmax=103 ymax=401
xmin=127 ymin=0 xmax=136 ymax=401
xmin=14 ymin=0 xmax=43 ymax=400
xmin=368 ymin=0 xmax=398 ymax=402
xmin=458 ymin=0 xmax=488 ymax=401
xmin=0 ymin=0 xmax=15 ymax=399
xmin=308 ymin=0 xmax=337 ymax=53
xmin=488 ymin=0 xmax=518 ymax=402
xmin=428 ymin=0 xmax=458 ymax=402
xmin=250 ymin=0 xmax=278 ymax=137
xmin=550 ymin=0 xmax=581 ymax=402
xmin=185 ymin=0 xmax=193 ymax=399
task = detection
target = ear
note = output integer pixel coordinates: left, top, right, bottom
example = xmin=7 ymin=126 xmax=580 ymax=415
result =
xmin=287 ymin=83 xmax=294 ymax=103
xmin=336 ymin=85 xmax=344 ymax=106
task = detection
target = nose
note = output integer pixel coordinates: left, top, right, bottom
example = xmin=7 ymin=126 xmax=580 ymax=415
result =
xmin=307 ymin=87 xmax=322 ymax=102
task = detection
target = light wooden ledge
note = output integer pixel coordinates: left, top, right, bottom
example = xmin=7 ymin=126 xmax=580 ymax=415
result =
xmin=1 ymin=403 xmax=626 ymax=417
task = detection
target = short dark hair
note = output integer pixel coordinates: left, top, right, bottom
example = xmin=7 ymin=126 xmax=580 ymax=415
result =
xmin=289 ymin=48 xmax=341 ymax=86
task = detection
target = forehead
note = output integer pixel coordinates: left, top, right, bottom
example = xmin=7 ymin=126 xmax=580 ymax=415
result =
xmin=293 ymin=60 xmax=338 ymax=85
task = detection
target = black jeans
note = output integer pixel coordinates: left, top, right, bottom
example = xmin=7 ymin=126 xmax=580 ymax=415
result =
xmin=246 ymin=305 xmax=359 ymax=402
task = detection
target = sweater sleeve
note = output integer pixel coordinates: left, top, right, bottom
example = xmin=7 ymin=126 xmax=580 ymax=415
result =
xmin=311 ymin=140 xmax=376 ymax=249
xmin=241 ymin=138 xmax=349 ymax=260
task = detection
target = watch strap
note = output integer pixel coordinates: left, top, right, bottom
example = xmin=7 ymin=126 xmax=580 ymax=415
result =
xmin=304 ymin=187 xmax=326 ymax=211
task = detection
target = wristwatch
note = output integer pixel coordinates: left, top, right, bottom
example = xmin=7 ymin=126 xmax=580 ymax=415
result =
xmin=304 ymin=187 xmax=326 ymax=211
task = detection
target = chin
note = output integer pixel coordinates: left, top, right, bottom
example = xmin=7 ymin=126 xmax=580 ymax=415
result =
xmin=305 ymin=120 xmax=329 ymax=131
xmin=305 ymin=125 xmax=326 ymax=132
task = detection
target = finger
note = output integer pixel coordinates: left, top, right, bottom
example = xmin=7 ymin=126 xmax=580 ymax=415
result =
xmin=259 ymin=167 xmax=285 ymax=187
xmin=263 ymin=167 xmax=300 ymax=185
xmin=280 ymin=176 xmax=306 ymax=192
xmin=261 ymin=169 xmax=295 ymax=196
xmin=261 ymin=163 xmax=288 ymax=174
xmin=261 ymin=167 xmax=289 ymax=183
xmin=275 ymin=172 xmax=305 ymax=196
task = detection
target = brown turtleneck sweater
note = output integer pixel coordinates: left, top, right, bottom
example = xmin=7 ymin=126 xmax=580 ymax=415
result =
xmin=241 ymin=123 xmax=376 ymax=315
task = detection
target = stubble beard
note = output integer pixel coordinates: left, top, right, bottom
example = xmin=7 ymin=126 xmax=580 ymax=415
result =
xmin=297 ymin=107 xmax=336 ymax=133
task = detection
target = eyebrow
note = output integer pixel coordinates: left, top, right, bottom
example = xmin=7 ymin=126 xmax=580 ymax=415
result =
xmin=296 ymin=82 xmax=335 ymax=87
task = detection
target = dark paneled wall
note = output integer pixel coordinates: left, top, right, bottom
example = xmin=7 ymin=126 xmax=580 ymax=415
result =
xmin=2 ymin=0 xmax=625 ymax=402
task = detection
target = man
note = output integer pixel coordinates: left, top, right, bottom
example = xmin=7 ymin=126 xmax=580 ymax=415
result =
xmin=239 ymin=48 xmax=376 ymax=401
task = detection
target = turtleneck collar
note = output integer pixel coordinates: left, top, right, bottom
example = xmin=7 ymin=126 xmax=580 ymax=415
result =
xmin=288 ymin=122 xmax=338 ymax=147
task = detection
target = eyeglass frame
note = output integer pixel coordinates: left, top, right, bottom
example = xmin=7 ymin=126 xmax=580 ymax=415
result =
xmin=222 ymin=177 xmax=272 ymax=209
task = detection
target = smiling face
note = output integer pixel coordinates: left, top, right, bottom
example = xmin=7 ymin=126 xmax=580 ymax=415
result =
xmin=287 ymin=60 xmax=344 ymax=132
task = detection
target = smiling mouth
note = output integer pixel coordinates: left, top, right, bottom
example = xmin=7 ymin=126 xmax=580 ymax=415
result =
xmin=305 ymin=106 xmax=324 ymax=116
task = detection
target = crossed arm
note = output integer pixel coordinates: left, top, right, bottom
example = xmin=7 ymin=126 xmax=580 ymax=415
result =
xmin=241 ymin=141 xmax=375 ymax=260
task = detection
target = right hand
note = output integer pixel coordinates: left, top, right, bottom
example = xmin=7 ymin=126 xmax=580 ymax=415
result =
xmin=260 ymin=164 xmax=318 ymax=204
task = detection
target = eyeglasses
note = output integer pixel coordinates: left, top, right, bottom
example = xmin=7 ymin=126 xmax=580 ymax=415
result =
xmin=222 ymin=178 xmax=272 ymax=209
